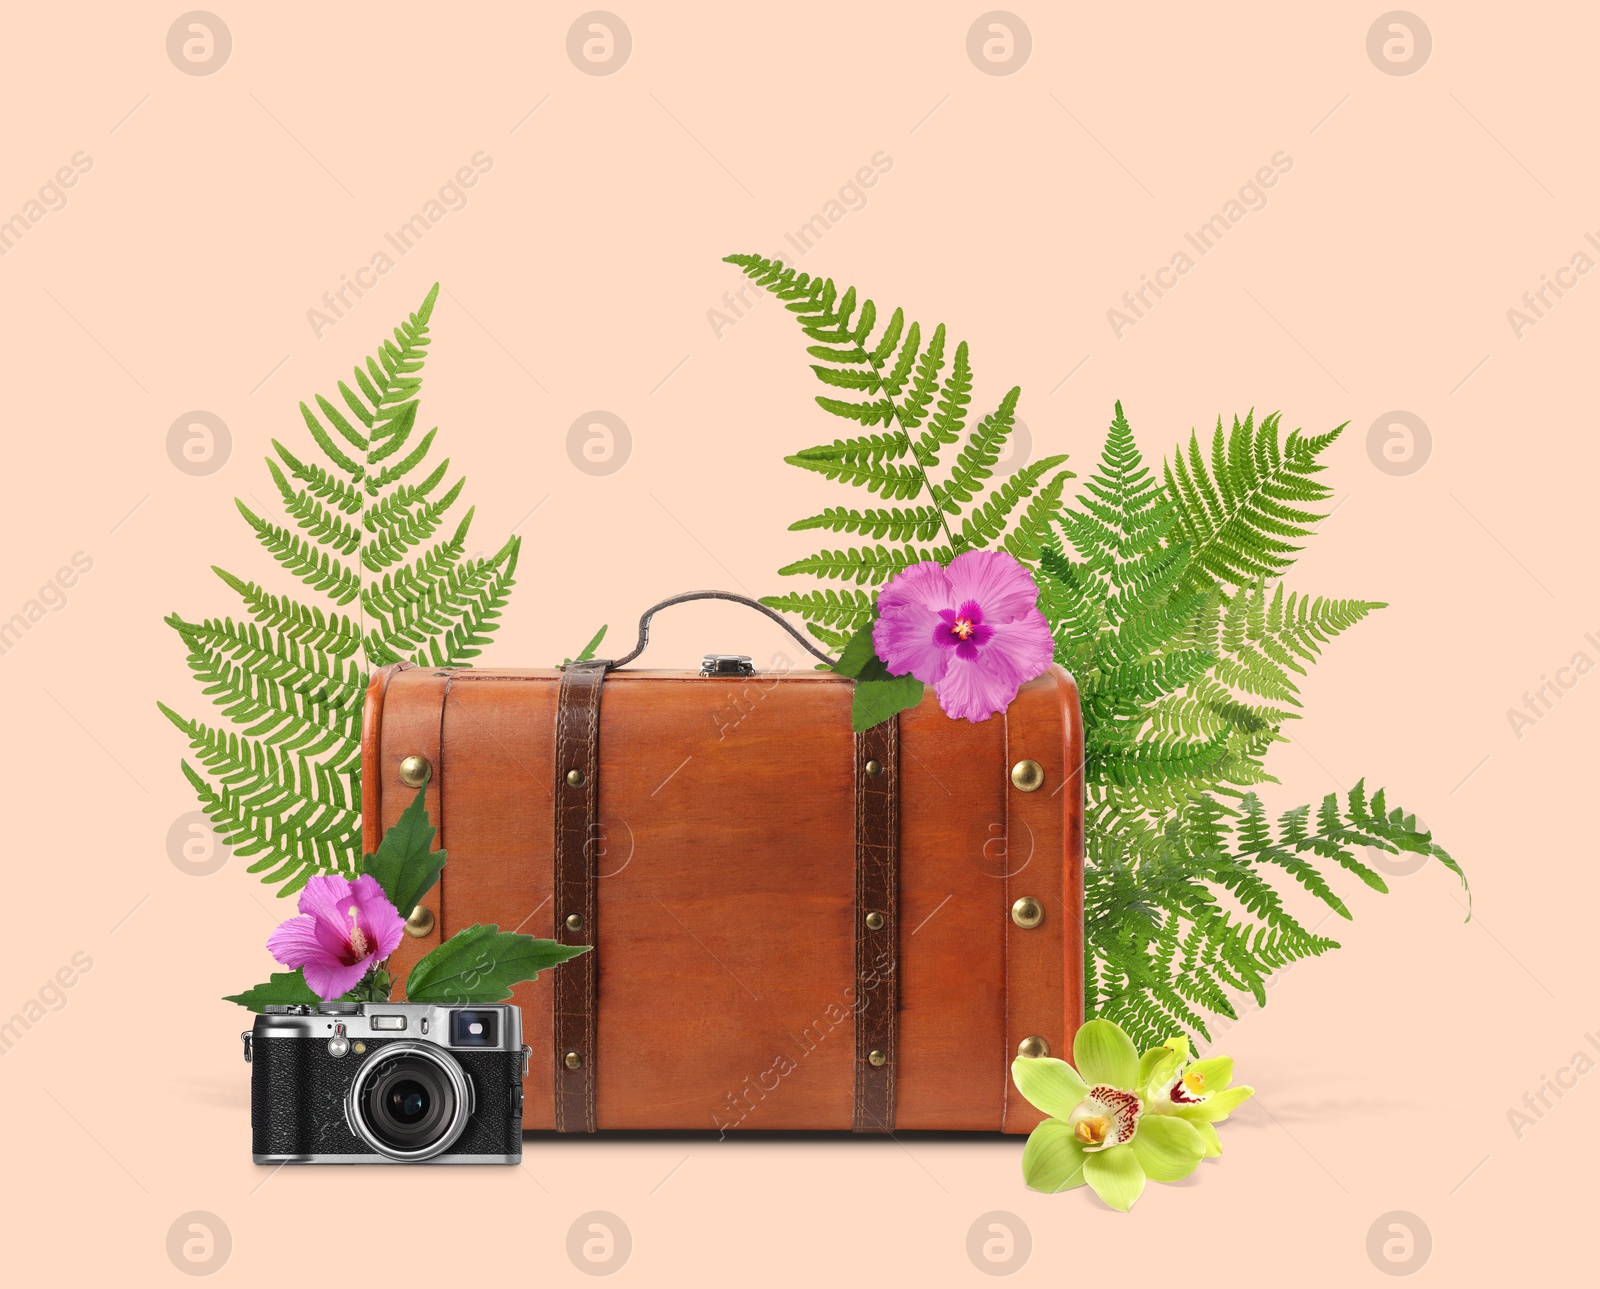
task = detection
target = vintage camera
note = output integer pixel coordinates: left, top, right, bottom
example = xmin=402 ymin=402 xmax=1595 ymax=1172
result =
xmin=243 ymin=1001 xmax=529 ymax=1163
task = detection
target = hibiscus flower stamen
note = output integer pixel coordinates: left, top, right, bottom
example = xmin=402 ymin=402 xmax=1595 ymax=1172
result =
xmin=347 ymin=905 xmax=369 ymax=960
xmin=951 ymin=615 xmax=976 ymax=641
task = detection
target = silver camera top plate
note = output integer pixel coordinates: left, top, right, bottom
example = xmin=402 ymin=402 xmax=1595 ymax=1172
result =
xmin=250 ymin=1001 xmax=523 ymax=1051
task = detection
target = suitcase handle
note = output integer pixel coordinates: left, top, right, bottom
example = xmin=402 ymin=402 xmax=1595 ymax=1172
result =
xmin=602 ymin=590 xmax=839 ymax=671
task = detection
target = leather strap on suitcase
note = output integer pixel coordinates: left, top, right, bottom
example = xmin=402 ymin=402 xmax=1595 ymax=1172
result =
xmin=852 ymin=715 xmax=899 ymax=1132
xmin=553 ymin=659 xmax=605 ymax=1132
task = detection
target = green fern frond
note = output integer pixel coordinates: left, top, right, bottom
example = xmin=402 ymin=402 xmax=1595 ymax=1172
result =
xmin=362 ymin=477 xmax=468 ymax=571
xmin=758 ymin=588 xmax=877 ymax=629
xmin=1001 ymin=467 xmax=1073 ymax=563
xmin=953 ymin=454 xmax=1069 ymax=546
xmin=1042 ymin=401 xmax=1462 ymax=1043
xmin=1085 ymin=780 xmax=1461 ymax=1049
xmin=789 ymin=505 xmax=948 ymax=543
xmin=211 ymin=569 xmax=363 ymax=659
xmin=272 ymin=440 xmax=364 ymax=515
xmin=784 ymin=448 xmax=926 ymax=499
xmin=776 ymin=543 xmax=948 ymax=585
xmin=163 ymin=283 xmax=523 ymax=893
xmin=558 ymin=624 xmax=610 ymax=669
xmin=1165 ymin=411 xmax=1346 ymax=593
xmin=236 ymin=501 xmax=363 ymax=604
xmin=727 ymin=253 xmax=1072 ymax=651
xmin=174 ymin=760 xmax=361 ymax=895
xmin=790 ymin=431 xmax=912 ymax=463
xmin=423 ymin=538 xmax=519 ymax=665
xmin=268 ymin=459 xmax=362 ymax=556
xmin=914 ymin=334 xmax=968 ymax=463
xmin=166 ymin=615 xmax=366 ymax=710
xmin=732 ymin=260 xmax=1465 ymax=1048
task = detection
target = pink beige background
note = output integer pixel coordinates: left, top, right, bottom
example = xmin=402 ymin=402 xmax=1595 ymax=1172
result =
xmin=0 ymin=2 xmax=1593 ymax=1282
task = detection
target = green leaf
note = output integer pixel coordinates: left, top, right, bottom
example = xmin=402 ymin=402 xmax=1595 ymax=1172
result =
xmin=224 ymin=971 xmax=319 ymax=1010
xmin=361 ymin=786 xmax=444 ymax=918
xmin=828 ymin=618 xmax=924 ymax=730
xmin=404 ymin=924 xmax=591 ymax=1004
xmin=851 ymin=672 xmax=924 ymax=732
xmin=830 ymin=620 xmax=880 ymax=679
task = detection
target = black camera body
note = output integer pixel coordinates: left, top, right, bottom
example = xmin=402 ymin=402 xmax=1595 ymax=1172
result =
xmin=245 ymin=1002 xmax=528 ymax=1164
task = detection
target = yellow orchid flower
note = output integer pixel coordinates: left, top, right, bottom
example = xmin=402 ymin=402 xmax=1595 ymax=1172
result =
xmin=1012 ymin=1019 xmax=1208 ymax=1211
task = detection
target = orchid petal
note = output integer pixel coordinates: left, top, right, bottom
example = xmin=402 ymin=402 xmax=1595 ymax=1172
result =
xmin=1011 ymin=1057 xmax=1089 ymax=1120
xmin=1191 ymin=1119 xmax=1223 ymax=1157
xmin=1184 ymin=1055 xmax=1235 ymax=1095
xmin=1139 ymin=1045 xmax=1182 ymax=1096
xmin=1129 ymin=1114 xmax=1206 ymax=1182
xmin=1074 ymin=1019 xmax=1140 ymax=1090
xmin=1082 ymin=1142 xmax=1146 ymax=1212
xmin=1020 ymin=1119 xmax=1088 ymax=1193
xmin=1176 ymin=1085 xmax=1255 ymax=1122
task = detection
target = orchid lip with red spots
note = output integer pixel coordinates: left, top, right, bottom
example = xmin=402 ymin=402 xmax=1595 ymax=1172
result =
xmin=1068 ymin=1084 xmax=1144 ymax=1152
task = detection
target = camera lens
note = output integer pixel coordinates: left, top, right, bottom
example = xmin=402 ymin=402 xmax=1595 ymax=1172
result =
xmin=353 ymin=1048 xmax=468 ymax=1159
xmin=388 ymin=1078 xmax=430 ymax=1124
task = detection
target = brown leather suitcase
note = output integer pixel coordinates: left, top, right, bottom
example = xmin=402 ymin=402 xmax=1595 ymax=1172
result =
xmin=361 ymin=594 xmax=1084 ymax=1134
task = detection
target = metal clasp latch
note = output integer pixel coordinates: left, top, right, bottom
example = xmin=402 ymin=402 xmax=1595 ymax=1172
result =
xmin=240 ymin=1031 xmax=253 ymax=1064
xmin=700 ymin=654 xmax=754 ymax=676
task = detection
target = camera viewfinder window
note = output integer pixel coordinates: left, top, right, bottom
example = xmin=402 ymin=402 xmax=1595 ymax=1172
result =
xmin=450 ymin=1010 xmax=499 ymax=1047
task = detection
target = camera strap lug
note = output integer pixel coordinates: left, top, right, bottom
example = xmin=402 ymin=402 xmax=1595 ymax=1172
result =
xmin=241 ymin=1031 xmax=253 ymax=1064
xmin=522 ymin=1045 xmax=532 ymax=1078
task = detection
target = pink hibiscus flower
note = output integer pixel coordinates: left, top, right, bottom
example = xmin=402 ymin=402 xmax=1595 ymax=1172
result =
xmin=266 ymin=874 xmax=407 ymax=1001
xmin=872 ymin=549 xmax=1055 ymax=723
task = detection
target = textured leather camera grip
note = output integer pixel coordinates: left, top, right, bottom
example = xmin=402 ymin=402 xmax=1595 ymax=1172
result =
xmin=250 ymin=1036 xmax=524 ymax=1158
xmin=553 ymin=660 xmax=605 ymax=1132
